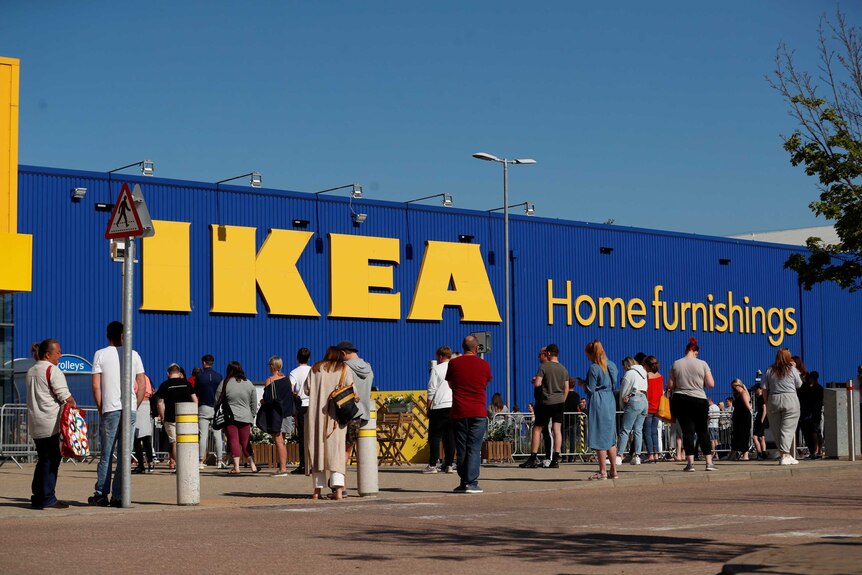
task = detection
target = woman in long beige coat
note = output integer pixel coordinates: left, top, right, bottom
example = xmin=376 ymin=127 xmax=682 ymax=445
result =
xmin=304 ymin=347 xmax=354 ymax=500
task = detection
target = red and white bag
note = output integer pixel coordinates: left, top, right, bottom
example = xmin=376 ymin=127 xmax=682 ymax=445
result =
xmin=45 ymin=365 xmax=89 ymax=458
xmin=59 ymin=403 xmax=89 ymax=458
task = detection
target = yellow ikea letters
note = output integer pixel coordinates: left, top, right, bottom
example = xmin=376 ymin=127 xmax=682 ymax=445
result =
xmin=329 ymin=233 xmax=400 ymax=319
xmin=408 ymin=241 xmax=502 ymax=321
xmin=140 ymin=224 xmax=501 ymax=322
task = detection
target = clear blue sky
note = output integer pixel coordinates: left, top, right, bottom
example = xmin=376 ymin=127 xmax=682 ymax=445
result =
xmin=3 ymin=1 xmax=856 ymax=236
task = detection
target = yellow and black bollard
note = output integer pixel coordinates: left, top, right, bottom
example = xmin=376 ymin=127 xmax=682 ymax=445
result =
xmin=175 ymin=402 xmax=200 ymax=505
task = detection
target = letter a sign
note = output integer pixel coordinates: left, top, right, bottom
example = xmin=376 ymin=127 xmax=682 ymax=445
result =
xmin=105 ymin=183 xmax=145 ymax=239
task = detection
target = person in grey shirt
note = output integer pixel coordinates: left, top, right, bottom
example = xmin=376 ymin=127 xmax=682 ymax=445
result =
xmin=336 ymin=340 xmax=374 ymax=474
xmin=762 ymin=348 xmax=803 ymax=465
xmin=215 ymin=361 xmax=259 ymax=474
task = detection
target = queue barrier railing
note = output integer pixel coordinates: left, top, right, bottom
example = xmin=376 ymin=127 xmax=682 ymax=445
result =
xmin=1 ymin=404 xmax=102 ymax=468
xmin=487 ymin=410 xmax=778 ymax=461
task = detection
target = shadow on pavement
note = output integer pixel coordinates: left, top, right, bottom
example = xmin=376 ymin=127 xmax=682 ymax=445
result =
xmin=223 ymin=491 xmax=308 ymax=500
xmin=344 ymin=526 xmax=760 ymax=567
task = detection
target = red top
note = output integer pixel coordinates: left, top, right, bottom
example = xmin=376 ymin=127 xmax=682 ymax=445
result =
xmin=646 ymin=373 xmax=664 ymax=413
xmin=445 ymin=354 xmax=492 ymax=419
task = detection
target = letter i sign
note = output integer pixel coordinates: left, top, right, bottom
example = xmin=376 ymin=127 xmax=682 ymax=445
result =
xmin=105 ymin=183 xmax=145 ymax=239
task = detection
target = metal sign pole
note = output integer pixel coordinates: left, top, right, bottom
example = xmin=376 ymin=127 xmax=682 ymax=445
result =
xmin=120 ymin=237 xmax=135 ymax=508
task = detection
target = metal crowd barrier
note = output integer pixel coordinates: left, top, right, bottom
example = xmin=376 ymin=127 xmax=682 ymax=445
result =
xmin=487 ymin=410 xmax=773 ymax=461
xmin=0 ymin=403 xmax=103 ymax=468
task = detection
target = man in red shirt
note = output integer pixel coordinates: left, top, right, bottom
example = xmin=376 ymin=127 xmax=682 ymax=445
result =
xmin=445 ymin=335 xmax=492 ymax=494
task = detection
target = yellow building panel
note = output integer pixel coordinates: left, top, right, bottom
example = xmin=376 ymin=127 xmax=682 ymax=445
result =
xmin=0 ymin=57 xmax=21 ymax=234
xmin=0 ymin=232 xmax=31 ymax=293
xmin=210 ymin=224 xmax=257 ymax=314
xmin=141 ymin=221 xmax=191 ymax=312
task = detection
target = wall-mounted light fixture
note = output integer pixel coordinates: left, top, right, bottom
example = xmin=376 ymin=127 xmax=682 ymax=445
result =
xmin=403 ymin=193 xmax=455 ymax=260
xmin=95 ymin=202 xmax=113 ymax=212
xmin=488 ymin=201 xmax=536 ymax=216
xmin=719 ymin=258 xmax=731 ymax=265
xmin=292 ymin=219 xmax=310 ymax=229
xmin=600 ymin=247 xmax=614 ymax=255
xmin=314 ymin=183 xmax=365 ymax=240
xmin=459 ymin=234 xmax=474 ymax=243
xmin=406 ymin=193 xmax=454 ymax=207
xmin=316 ymin=183 xmax=363 ymax=198
xmin=214 ymin=171 xmax=263 ymax=224
xmin=108 ymin=160 xmax=155 ymax=177
xmin=216 ymin=171 xmax=262 ymax=189
xmin=71 ymin=187 xmax=87 ymax=200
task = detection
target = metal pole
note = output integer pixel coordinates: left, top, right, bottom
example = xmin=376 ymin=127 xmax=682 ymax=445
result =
xmin=120 ymin=237 xmax=134 ymax=508
xmin=503 ymin=160 xmax=511 ymax=412
xmin=848 ymin=379 xmax=856 ymax=462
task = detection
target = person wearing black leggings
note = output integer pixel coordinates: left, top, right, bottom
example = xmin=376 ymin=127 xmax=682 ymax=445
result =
xmin=668 ymin=337 xmax=716 ymax=472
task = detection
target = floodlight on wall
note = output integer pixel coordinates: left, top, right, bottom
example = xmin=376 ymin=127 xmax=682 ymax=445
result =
xmin=95 ymin=202 xmax=113 ymax=212
xmin=214 ymin=171 xmax=263 ymax=224
xmin=72 ymin=187 xmax=87 ymax=200
xmin=314 ymin=183 xmax=366 ymax=241
xmin=315 ymin=183 xmax=364 ymax=198
xmin=405 ymin=193 xmax=454 ymax=207
xmin=216 ymin=171 xmax=263 ymax=188
xmin=104 ymin=160 xmax=154 ymax=207
xmin=719 ymin=258 xmax=731 ymax=266
xmin=107 ymin=160 xmax=155 ymax=177
xmin=600 ymin=247 xmax=614 ymax=255
xmin=459 ymin=234 xmax=474 ymax=243
xmin=488 ymin=201 xmax=536 ymax=216
xmin=292 ymin=219 xmax=310 ymax=229
xmin=404 ymin=193 xmax=455 ymax=259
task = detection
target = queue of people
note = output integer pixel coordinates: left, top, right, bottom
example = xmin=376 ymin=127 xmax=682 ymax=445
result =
xmin=24 ymin=324 xmax=831 ymax=509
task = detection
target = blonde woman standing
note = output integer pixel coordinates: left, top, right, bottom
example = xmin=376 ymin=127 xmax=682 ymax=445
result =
xmin=578 ymin=340 xmax=619 ymax=480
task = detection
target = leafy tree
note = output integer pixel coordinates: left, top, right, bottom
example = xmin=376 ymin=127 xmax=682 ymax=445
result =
xmin=770 ymin=8 xmax=862 ymax=291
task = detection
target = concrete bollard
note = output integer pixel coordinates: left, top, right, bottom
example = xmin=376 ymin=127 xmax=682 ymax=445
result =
xmin=175 ymin=402 xmax=200 ymax=505
xmin=357 ymin=410 xmax=379 ymax=496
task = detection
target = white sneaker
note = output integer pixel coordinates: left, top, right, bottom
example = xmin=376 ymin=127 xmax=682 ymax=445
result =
xmin=422 ymin=465 xmax=439 ymax=474
xmin=199 ymin=462 xmax=207 ymax=470
xmin=779 ymin=456 xmax=796 ymax=466
xmin=217 ymin=461 xmax=226 ymax=469
xmin=632 ymin=455 xmax=641 ymax=465
xmin=788 ymin=457 xmax=799 ymax=465
xmin=443 ymin=466 xmax=456 ymax=474
xmin=615 ymin=456 xmax=623 ymax=466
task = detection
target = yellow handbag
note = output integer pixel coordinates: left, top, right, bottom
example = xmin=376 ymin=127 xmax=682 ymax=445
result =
xmin=656 ymin=393 xmax=674 ymax=423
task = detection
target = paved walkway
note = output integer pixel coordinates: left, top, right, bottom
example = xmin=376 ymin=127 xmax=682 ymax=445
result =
xmin=1 ymin=457 xmax=859 ymax=573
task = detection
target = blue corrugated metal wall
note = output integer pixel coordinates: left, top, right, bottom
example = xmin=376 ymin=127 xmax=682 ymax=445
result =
xmin=13 ymin=165 xmax=861 ymax=405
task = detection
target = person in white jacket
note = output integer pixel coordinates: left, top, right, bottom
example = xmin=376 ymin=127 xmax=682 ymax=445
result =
xmin=27 ymin=339 xmax=76 ymax=509
xmin=615 ymin=356 xmax=649 ymax=465
xmin=424 ymin=346 xmax=456 ymax=474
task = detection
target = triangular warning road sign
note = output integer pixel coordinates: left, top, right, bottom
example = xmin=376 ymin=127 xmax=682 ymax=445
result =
xmin=105 ymin=183 xmax=145 ymax=239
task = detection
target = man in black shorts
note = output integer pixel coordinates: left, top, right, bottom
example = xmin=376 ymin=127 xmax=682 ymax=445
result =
xmin=520 ymin=344 xmax=569 ymax=469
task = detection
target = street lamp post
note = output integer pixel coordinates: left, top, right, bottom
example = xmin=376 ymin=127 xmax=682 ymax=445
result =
xmin=472 ymin=152 xmax=536 ymax=411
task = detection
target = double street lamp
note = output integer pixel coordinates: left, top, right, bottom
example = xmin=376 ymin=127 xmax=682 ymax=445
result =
xmin=472 ymin=152 xmax=536 ymax=411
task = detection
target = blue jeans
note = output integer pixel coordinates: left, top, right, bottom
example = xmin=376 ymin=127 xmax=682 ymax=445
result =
xmin=454 ymin=417 xmax=487 ymax=488
xmin=94 ymin=410 xmax=136 ymax=499
xmin=31 ymin=434 xmax=61 ymax=507
xmin=616 ymin=394 xmax=647 ymax=454
xmin=643 ymin=412 xmax=660 ymax=454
